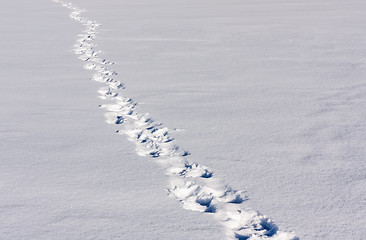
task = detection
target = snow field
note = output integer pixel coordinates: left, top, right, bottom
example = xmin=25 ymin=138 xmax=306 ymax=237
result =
xmin=53 ymin=1 xmax=298 ymax=239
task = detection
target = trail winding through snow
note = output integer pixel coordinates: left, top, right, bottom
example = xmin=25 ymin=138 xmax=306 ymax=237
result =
xmin=53 ymin=1 xmax=298 ymax=239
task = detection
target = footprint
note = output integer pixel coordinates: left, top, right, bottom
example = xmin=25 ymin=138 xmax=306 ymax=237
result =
xmin=55 ymin=1 xmax=298 ymax=239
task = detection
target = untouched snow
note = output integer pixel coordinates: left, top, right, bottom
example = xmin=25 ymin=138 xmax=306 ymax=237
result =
xmin=1 ymin=0 xmax=366 ymax=239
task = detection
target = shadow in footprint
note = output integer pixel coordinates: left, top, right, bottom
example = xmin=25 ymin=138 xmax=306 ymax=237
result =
xmin=260 ymin=219 xmax=278 ymax=237
xmin=234 ymin=233 xmax=250 ymax=240
xmin=115 ymin=116 xmax=124 ymax=124
xmin=201 ymin=169 xmax=213 ymax=178
xmin=228 ymin=194 xmax=246 ymax=204
xmin=204 ymin=204 xmax=216 ymax=213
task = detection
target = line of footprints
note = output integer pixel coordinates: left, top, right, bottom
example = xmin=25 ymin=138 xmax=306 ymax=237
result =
xmin=55 ymin=1 xmax=298 ymax=239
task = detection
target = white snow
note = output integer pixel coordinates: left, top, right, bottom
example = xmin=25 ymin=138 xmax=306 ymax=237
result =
xmin=1 ymin=0 xmax=366 ymax=239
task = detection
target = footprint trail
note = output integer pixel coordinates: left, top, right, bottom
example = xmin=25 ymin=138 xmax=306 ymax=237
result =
xmin=53 ymin=1 xmax=298 ymax=239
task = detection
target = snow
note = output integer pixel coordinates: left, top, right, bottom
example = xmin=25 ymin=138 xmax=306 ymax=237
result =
xmin=0 ymin=1 xmax=222 ymax=240
xmin=1 ymin=0 xmax=366 ymax=239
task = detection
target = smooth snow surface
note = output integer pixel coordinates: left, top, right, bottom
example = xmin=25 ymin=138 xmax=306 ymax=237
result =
xmin=2 ymin=0 xmax=366 ymax=239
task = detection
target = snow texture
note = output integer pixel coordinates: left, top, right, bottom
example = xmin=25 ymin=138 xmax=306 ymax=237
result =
xmin=52 ymin=1 xmax=298 ymax=239
xmin=1 ymin=0 xmax=366 ymax=239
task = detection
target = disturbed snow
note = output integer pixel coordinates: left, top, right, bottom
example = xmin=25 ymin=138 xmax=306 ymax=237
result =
xmin=53 ymin=1 xmax=297 ymax=239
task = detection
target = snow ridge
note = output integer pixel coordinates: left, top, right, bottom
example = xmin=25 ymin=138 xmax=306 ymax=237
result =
xmin=54 ymin=1 xmax=298 ymax=239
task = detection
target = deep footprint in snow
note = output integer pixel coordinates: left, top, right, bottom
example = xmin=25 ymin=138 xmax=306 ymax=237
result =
xmin=54 ymin=1 xmax=298 ymax=239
